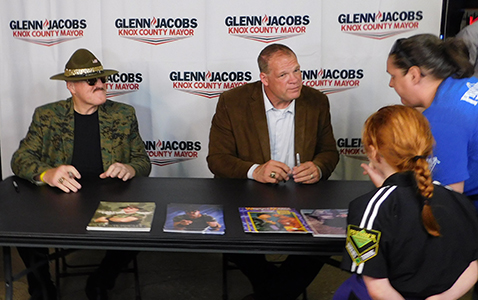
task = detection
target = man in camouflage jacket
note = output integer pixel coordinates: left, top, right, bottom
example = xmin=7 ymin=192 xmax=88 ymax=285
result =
xmin=11 ymin=97 xmax=151 ymax=182
xmin=10 ymin=48 xmax=150 ymax=300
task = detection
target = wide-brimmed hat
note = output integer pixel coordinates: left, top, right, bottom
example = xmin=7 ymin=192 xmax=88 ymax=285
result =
xmin=50 ymin=48 xmax=118 ymax=81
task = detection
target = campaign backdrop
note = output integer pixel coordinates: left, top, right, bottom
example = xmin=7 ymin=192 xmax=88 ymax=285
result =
xmin=0 ymin=0 xmax=442 ymax=180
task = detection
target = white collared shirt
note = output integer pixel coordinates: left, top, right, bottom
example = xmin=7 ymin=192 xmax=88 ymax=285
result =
xmin=247 ymin=86 xmax=295 ymax=179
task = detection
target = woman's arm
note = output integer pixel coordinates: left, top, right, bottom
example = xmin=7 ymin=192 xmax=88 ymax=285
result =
xmin=363 ymin=276 xmax=405 ymax=300
xmin=447 ymin=181 xmax=465 ymax=194
xmin=426 ymin=260 xmax=478 ymax=300
xmin=364 ymin=261 xmax=478 ymax=300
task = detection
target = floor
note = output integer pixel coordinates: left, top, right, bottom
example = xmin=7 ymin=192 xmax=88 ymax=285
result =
xmin=0 ymin=249 xmax=473 ymax=300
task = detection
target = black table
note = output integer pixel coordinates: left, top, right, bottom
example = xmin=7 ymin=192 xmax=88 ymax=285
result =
xmin=0 ymin=176 xmax=374 ymax=299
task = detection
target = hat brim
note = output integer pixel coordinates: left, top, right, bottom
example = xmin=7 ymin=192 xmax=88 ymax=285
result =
xmin=50 ymin=69 xmax=118 ymax=81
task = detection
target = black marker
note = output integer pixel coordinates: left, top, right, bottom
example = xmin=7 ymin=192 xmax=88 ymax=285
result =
xmin=12 ymin=180 xmax=19 ymax=193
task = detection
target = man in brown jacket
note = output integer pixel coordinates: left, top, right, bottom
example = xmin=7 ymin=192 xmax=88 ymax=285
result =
xmin=207 ymin=44 xmax=338 ymax=185
xmin=207 ymin=44 xmax=339 ymax=300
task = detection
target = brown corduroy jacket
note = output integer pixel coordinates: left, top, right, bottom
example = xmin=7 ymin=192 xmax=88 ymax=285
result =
xmin=207 ymin=81 xmax=339 ymax=179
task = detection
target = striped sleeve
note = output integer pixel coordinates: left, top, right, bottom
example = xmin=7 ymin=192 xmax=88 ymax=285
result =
xmin=348 ymin=185 xmax=397 ymax=274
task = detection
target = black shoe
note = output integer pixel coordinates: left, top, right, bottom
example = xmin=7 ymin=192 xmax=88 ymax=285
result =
xmin=85 ymin=277 xmax=108 ymax=300
xmin=28 ymin=281 xmax=57 ymax=300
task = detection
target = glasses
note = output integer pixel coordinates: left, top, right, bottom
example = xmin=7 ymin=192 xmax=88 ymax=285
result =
xmin=85 ymin=76 xmax=107 ymax=86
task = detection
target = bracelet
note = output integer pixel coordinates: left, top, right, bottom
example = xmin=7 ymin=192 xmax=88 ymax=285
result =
xmin=39 ymin=171 xmax=47 ymax=183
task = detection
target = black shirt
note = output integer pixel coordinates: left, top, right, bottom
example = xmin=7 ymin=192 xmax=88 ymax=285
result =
xmin=341 ymin=172 xmax=478 ymax=298
xmin=71 ymin=110 xmax=103 ymax=176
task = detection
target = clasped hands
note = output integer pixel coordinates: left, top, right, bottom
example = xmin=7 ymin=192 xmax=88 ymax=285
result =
xmin=253 ymin=160 xmax=320 ymax=184
xmin=39 ymin=162 xmax=136 ymax=193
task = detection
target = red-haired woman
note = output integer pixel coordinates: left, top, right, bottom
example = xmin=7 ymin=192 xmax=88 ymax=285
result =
xmin=334 ymin=105 xmax=478 ymax=300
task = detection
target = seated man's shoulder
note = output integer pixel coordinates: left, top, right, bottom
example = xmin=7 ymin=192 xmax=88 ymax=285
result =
xmin=221 ymin=81 xmax=259 ymax=99
xmin=299 ymin=85 xmax=330 ymax=107
xmin=103 ymin=100 xmax=135 ymax=113
xmin=35 ymin=98 xmax=72 ymax=116
xmin=301 ymin=85 xmax=327 ymax=99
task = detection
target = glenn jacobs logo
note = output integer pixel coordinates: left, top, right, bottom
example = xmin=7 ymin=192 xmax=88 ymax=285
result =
xmin=106 ymin=73 xmax=143 ymax=98
xmin=144 ymin=139 xmax=201 ymax=166
xmin=170 ymin=70 xmax=253 ymax=99
xmin=302 ymin=68 xmax=364 ymax=94
xmin=338 ymin=10 xmax=423 ymax=39
xmin=337 ymin=138 xmax=365 ymax=158
xmin=115 ymin=17 xmax=197 ymax=45
xmin=225 ymin=14 xmax=310 ymax=43
xmin=10 ymin=19 xmax=87 ymax=46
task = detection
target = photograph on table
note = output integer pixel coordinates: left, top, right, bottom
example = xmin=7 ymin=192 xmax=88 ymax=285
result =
xmin=163 ymin=203 xmax=225 ymax=235
xmin=239 ymin=207 xmax=311 ymax=233
xmin=86 ymin=201 xmax=156 ymax=232
xmin=301 ymin=209 xmax=348 ymax=238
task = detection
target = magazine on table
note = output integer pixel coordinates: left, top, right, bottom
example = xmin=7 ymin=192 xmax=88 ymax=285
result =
xmin=163 ymin=203 xmax=225 ymax=235
xmin=239 ymin=207 xmax=311 ymax=233
xmin=300 ymin=209 xmax=348 ymax=238
xmin=86 ymin=202 xmax=156 ymax=232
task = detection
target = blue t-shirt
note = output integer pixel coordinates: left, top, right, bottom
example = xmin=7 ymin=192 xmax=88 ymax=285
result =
xmin=423 ymin=76 xmax=478 ymax=196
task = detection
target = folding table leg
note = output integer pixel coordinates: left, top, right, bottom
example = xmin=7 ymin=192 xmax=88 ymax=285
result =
xmin=3 ymin=246 xmax=13 ymax=300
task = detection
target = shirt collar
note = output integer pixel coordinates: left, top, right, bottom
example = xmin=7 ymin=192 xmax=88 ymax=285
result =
xmin=262 ymin=84 xmax=295 ymax=114
xmin=382 ymin=172 xmax=416 ymax=188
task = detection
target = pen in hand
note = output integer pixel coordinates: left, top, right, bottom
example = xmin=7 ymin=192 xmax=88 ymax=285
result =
xmin=13 ymin=180 xmax=19 ymax=193
xmin=286 ymin=153 xmax=302 ymax=181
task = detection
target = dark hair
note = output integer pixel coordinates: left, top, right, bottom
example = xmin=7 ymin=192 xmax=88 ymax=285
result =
xmin=257 ymin=44 xmax=296 ymax=73
xmin=389 ymin=34 xmax=474 ymax=79
xmin=363 ymin=105 xmax=441 ymax=237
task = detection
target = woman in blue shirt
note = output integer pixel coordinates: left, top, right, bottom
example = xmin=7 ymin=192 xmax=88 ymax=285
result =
xmin=386 ymin=33 xmax=478 ymax=200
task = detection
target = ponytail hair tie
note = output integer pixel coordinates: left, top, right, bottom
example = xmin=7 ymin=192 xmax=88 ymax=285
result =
xmin=412 ymin=155 xmax=426 ymax=161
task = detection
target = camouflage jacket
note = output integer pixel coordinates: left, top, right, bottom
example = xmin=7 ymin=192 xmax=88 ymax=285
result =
xmin=11 ymin=98 xmax=151 ymax=181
